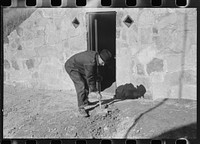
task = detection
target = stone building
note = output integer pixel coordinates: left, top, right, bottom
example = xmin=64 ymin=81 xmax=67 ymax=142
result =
xmin=4 ymin=8 xmax=196 ymax=100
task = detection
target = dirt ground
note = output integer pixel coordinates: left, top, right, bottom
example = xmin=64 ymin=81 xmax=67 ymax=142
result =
xmin=3 ymin=84 xmax=197 ymax=139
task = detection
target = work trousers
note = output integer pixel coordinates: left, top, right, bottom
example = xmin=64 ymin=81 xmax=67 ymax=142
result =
xmin=66 ymin=69 xmax=89 ymax=108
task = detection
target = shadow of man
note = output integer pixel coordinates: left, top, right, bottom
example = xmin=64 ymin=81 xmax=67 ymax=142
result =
xmin=114 ymin=83 xmax=146 ymax=100
xmin=86 ymin=83 xmax=147 ymax=112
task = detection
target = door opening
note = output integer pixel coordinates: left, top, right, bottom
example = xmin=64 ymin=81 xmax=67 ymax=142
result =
xmin=86 ymin=11 xmax=116 ymax=95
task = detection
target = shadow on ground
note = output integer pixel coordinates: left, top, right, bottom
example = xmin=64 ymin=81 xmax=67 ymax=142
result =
xmin=123 ymin=98 xmax=169 ymax=138
xmin=152 ymin=123 xmax=197 ymax=139
xmin=86 ymin=83 xmax=146 ymax=113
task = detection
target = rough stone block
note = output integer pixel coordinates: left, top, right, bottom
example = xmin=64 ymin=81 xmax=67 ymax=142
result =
xmin=4 ymin=59 xmax=10 ymax=69
xmin=152 ymin=27 xmax=158 ymax=34
xmin=122 ymin=30 xmax=127 ymax=41
xmin=158 ymin=28 xmax=176 ymax=53
xmin=35 ymin=45 xmax=58 ymax=58
xmin=33 ymin=16 xmax=49 ymax=28
xmin=10 ymin=71 xmax=31 ymax=82
xmin=15 ymin=37 xmax=21 ymax=46
xmin=17 ymin=45 xmax=22 ymax=50
xmin=165 ymin=30 xmax=192 ymax=55
xmin=11 ymin=60 xmax=19 ymax=70
xmin=170 ymin=85 xmax=196 ymax=100
xmin=185 ymin=45 xmax=196 ymax=69
xmin=152 ymin=82 xmax=169 ymax=99
xmin=116 ymin=29 xmax=121 ymax=39
xmin=46 ymin=30 xmax=61 ymax=45
xmin=150 ymin=72 xmax=164 ymax=83
xmin=69 ymin=34 xmax=87 ymax=52
xmin=48 ymin=77 xmax=60 ymax=85
xmin=121 ymin=42 xmax=129 ymax=48
xmin=16 ymin=27 xmax=23 ymax=37
xmin=138 ymin=46 xmax=157 ymax=65
xmin=21 ymin=40 xmax=34 ymax=50
xmin=70 ymin=25 xmax=83 ymax=37
xmin=165 ymin=72 xmax=180 ymax=86
xmin=152 ymin=8 xmax=168 ymax=15
xmin=26 ymin=59 xmax=35 ymax=70
xmin=4 ymin=43 xmax=9 ymax=54
xmin=183 ymin=70 xmax=196 ymax=85
xmin=117 ymin=49 xmax=132 ymax=85
xmin=140 ymin=27 xmax=152 ymax=44
xmin=146 ymin=58 xmax=164 ymax=75
xmin=60 ymin=18 xmax=72 ymax=38
xmin=39 ymin=62 xmax=61 ymax=76
xmin=165 ymin=70 xmax=196 ymax=86
xmin=39 ymin=69 xmax=67 ymax=90
xmin=22 ymin=30 xmax=34 ymax=41
xmin=9 ymin=41 xmax=18 ymax=51
xmin=143 ymin=90 xmax=153 ymax=100
xmin=7 ymin=30 xmax=18 ymax=42
xmin=152 ymin=36 xmax=163 ymax=51
xmin=63 ymin=39 xmax=69 ymax=49
xmin=42 ymin=9 xmax=54 ymax=18
xmin=130 ymin=46 xmax=139 ymax=57
xmin=138 ymin=10 xmax=155 ymax=27
xmin=188 ymin=31 xmax=197 ymax=46
xmin=128 ymin=29 xmax=138 ymax=47
xmin=45 ymin=21 xmax=59 ymax=43
xmin=125 ymin=8 xmax=139 ymax=20
xmin=5 ymin=72 xmax=10 ymax=82
xmin=20 ymin=17 xmax=34 ymax=30
xmin=33 ymin=37 xmax=45 ymax=48
xmin=172 ymin=31 xmax=185 ymax=53
xmin=32 ymin=72 xmax=39 ymax=79
xmin=157 ymin=13 xmax=177 ymax=29
xmin=35 ymin=29 xmax=45 ymax=38
xmin=136 ymin=63 xmax=145 ymax=75
xmin=53 ymin=17 xmax=63 ymax=31
xmin=29 ymin=9 xmax=43 ymax=20
xmin=116 ymin=11 xmax=124 ymax=27
xmin=165 ymin=54 xmax=182 ymax=72
xmin=4 ymin=36 xmax=9 ymax=43
xmin=30 ymin=80 xmax=39 ymax=88
xmin=15 ymin=48 xmax=37 ymax=59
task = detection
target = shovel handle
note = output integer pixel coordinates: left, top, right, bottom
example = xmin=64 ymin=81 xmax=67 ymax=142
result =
xmin=96 ymin=92 xmax=102 ymax=109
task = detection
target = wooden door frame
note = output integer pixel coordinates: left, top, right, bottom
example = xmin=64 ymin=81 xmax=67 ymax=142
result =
xmin=86 ymin=11 xmax=117 ymax=52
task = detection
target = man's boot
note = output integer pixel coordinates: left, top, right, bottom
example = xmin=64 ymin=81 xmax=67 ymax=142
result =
xmin=78 ymin=107 xmax=89 ymax=117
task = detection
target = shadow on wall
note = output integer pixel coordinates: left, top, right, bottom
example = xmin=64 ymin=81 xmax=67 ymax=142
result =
xmin=114 ymin=83 xmax=146 ymax=100
xmin=152 ymin=123 xmax=197 ymax=139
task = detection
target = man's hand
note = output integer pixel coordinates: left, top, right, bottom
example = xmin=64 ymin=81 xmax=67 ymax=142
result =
xmin=88 ymin=92 xmax=102 ymax=100
xmin=96 ymin=75 xmax=103 ymax=82
xmin=88 ymin=92 xmax=98 ymax=98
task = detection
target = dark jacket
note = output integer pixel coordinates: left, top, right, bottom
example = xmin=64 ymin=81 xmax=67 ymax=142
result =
xmin=65 ymin=51 xmax=99 ymax=92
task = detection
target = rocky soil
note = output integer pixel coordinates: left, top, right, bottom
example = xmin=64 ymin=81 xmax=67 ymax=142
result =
xmin=3 ymin=84 xmax=197 ymax=139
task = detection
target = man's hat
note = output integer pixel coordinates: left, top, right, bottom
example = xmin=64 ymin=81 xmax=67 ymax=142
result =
xmin=99 ymin=49 xmax=112 ymax=63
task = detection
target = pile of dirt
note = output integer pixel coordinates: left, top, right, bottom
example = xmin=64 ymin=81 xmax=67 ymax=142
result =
xmin=71 ymin=105 xmax=121 ymax=138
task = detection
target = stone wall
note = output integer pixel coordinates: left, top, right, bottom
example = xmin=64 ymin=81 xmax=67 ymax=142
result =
xmin=116 ymin=8 xmax=196 ymax=100
xmin=4 ymin=8 xmax=88 ymax=91
xmin=4 ymin=8 xmax=196 ymax=100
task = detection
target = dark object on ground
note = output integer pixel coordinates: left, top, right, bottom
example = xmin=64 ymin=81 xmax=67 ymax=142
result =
xmin=115 ymin=83 xmax=146 ymax=100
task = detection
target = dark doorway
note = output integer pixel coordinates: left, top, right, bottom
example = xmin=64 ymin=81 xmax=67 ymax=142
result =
xmin=86 ymin=11 xmax=116 ymax=95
